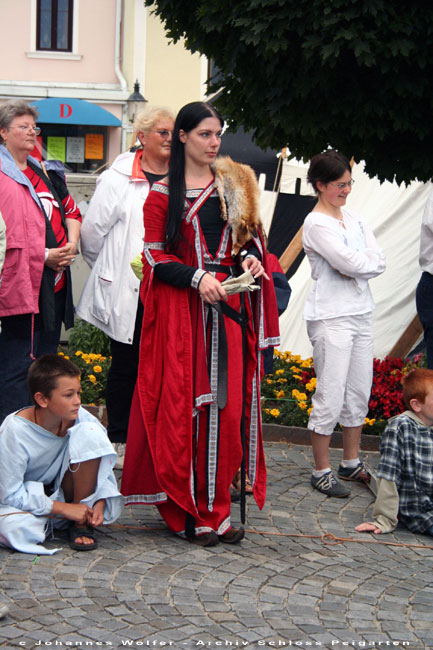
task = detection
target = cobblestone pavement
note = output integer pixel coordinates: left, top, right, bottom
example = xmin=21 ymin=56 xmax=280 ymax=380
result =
xmin=1 ymin=442 xmax=433 ymax=650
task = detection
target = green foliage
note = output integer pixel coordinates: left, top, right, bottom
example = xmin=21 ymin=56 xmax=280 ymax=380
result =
xmin=146 ymin=0 xmax=433 ymax=184
xmin=68 ymin=318 xmax=111 ymax=357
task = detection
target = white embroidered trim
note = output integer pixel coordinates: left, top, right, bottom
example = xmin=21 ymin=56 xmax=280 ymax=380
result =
xmin=176 ymin=516 xmax=231 ymax=538
xmin=143 ymin=241 xmax=165 ymax=250
xmin=123 ymin=492 xmax=167 ymax=505
xmin=152 ymin=182 xmax=169 ymax=195
xmin=192 ymin=269 xmax=207 ymax=290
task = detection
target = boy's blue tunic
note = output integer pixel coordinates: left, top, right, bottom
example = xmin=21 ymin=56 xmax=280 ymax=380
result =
xmin=0 ymin=406 xmax=123 ymax=554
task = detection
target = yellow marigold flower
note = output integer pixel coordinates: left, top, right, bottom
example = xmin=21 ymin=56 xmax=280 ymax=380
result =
xmin=93 ymin=365 xmax=102 ymax=373
xmin=88 ymin=402 xmax=96 ymax=406
xmin=100 ymin=356 xmax=106 ymax=362
xmin=297 ymin=392 xmax=307 ymax=401
xmin=88 ymin=375 xmax=97 ymax=384
xmin=365 ymin=417 xmax=376 ymax=426
xmin=293 ymin=374 xmax=302 ymax=381
xmin=301 ymin=360 xmax=311 ymax=368
xmin=277 ymin=378 xmax=287 ymax=383
xmin=298 ymin=401 xmax=307 ymax=410
xmin=75 ymin=350 xmax=83 ymax=357
xmin=275 ymin=369 xmax=285 ymax=376
xmin=58 ymin=351 xmax=64 ymax=357
xmin=290 ymin=366 xmax=299 ymax=372
xmin=64 ymin=355 xmax=70 ymax=360
xmin=266 ymin=379 xmax=274 ymax=384
xmin=270 ymin=408 xmax=280 ymax=418
xmin=264 ymin=408 xmax=270 ymax=414
xmin=274 ymin=390 xmax=285 ymax=399
xmin=292 ymin=389 xmax=300 ymax=398
xmin=307 ymin=407 xmax=313 ymax=416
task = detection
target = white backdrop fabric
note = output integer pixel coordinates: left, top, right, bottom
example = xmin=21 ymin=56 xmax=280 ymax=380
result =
xmin=262 ymin=159 xmax=433 ymax=359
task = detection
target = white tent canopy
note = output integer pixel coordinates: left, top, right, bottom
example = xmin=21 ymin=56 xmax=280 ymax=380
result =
xmin=260 ymin=159 xmax=433 ymax=359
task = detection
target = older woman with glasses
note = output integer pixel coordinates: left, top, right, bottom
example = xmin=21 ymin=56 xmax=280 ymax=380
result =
xmin=77 ymin=106 xmax=174 ymax=463
xmin=302 ymin=150 xmax=385 ymax=498
xmin=0 ymin=99 xmax=81 ymax=423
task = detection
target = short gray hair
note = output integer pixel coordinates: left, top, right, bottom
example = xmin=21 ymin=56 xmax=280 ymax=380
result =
xmin=0 ymin=100 xmax=39 ymax=144
xmin=133 ymin=105 xmax=174 ymax=135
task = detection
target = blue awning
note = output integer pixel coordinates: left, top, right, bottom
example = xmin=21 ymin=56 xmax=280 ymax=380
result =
xmin=31 ymin=98 xmax=122 ymax=127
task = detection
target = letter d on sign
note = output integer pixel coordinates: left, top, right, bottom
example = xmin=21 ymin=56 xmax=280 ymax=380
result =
xmin=60 ymin=104 xmax=72 ymax=118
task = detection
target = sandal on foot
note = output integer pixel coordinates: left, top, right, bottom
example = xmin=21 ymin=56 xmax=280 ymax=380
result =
xmin=218 ymin=526 xmax=245 ymax=544
xmin=69 ymin=524 xmax=98 ymax=551
xmin=232 ymin=471 xmax=254 ymax=495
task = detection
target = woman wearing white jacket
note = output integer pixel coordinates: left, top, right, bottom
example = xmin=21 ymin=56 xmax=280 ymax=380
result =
xmin=77 ymin=106 xmax=174 ymax=456
xmin=302 ymin=150 xmax=386 ymax=498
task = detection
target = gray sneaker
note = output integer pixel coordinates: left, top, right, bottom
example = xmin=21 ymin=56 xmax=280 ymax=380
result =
xmin=311 ymin=471 xmax=351 ymax=497
xmin=338 ymin=462 xmax=370 ymax=483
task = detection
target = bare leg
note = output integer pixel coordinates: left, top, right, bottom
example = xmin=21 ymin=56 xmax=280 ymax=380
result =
xmin=342 ymin=425 xmax=363 ymax=461
xmin=62 ymin=458 xmax=101 ymax=546
xmin=310 ymin=430 xmax=331 ymax=471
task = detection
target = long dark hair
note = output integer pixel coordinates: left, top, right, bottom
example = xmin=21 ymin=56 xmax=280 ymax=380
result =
xmin=166 ymin=101 xmax=224 ymax=249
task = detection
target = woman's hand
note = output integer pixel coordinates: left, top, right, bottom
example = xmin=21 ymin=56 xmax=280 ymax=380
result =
xmin=241 ymin=256 xmax=270 ymax=280
xmin=198 ymin=273 xmax=228 ymax=304
xmin=45 ymin=246 xmax=76 ymax=271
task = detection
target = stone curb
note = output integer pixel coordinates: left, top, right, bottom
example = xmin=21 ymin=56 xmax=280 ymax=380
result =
xmin=262 ymin=423 xmax=381 ymax=451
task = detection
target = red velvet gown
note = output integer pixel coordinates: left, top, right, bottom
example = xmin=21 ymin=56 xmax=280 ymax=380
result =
xmin=121 ymin=179 xmax=279 ymax=537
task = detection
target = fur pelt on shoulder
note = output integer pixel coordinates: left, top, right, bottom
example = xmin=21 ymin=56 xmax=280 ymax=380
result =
xmin=212 ymin=156 xmax=262 ymax=255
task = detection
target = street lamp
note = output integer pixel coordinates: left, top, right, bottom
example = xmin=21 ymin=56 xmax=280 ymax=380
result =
xmin=126 ymin=80 xmax=147 ymax=124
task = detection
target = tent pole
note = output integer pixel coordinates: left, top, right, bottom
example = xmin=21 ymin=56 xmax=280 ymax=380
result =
xmin=279 ymin=227 xmax=303 ymax=273
xmin=388 ymin=315 xmax=423 ymax=358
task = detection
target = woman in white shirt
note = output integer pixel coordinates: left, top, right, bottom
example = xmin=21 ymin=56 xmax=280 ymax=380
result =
xmin=302 ymin=150 xmax=385 ymax=497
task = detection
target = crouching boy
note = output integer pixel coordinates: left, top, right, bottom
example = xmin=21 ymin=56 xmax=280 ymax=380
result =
xmin=355 ymin=368 xmax=433 ymax=537
xmin=0 ymin=354 xmax=123 ymax=554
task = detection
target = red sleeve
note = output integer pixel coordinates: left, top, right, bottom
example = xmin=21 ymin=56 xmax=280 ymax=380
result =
xmin=62 ymin=194 xmax=82 ymax=223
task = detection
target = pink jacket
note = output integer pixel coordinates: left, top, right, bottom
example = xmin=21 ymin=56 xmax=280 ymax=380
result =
xmin=0 ymin=152 xmax=45 ymax=317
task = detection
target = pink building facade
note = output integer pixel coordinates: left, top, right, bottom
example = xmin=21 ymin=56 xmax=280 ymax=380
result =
xmin=0 ymin=0 xmax=139 ymax=172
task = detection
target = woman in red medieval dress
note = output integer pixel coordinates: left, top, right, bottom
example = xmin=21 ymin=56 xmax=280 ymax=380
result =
xmin=121 ymin=102 xmax=279 ymax=546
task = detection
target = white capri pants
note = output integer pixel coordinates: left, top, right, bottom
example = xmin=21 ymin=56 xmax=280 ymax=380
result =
xmin=306 ymin=312 xmax=374 ymax=436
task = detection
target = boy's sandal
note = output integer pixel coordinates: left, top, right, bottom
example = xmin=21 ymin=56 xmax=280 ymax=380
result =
xmin=69 ymin=524 xmax=98 ymax=551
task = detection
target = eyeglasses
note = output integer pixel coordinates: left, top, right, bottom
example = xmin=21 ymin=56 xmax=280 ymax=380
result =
xmin=9 ymin=125 xmax=41 ymax=135
xmin=329 ymin=179 xmax=355 ymax=189
xmin=153 ymin=129 xmax=172 ymax=139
